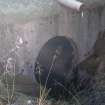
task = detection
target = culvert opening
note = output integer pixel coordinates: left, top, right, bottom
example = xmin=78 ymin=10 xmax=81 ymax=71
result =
xmin=34 ymin=36 xmax=94 ymax=99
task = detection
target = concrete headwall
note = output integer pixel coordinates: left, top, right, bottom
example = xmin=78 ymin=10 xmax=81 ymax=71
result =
xmin=0 ymin=4 xmax=105 ymax=75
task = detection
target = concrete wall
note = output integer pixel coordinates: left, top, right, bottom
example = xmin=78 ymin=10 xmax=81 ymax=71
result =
xmin=0 ymin=15 xmax=59 ymax=78
xmin=58 ymin=6 xmax=105 ymax=61
xmin=0 ymin=5 xmax=105 ymax=77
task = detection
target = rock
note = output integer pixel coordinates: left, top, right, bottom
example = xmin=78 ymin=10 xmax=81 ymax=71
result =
xmin=8 ymin=93 xmax=35 ymax=105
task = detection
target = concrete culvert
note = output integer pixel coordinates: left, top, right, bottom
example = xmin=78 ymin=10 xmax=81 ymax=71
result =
xmin=34 ymin=36 xmax=78 ymax=98
xmin=34 ymin=36 xmax=96 ymax=98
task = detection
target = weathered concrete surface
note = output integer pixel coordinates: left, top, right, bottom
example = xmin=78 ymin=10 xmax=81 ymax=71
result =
xmin=0 ymin=0 xmax=105 ymax=95
xmin=0 ymin=15 xmax=59 ymax=95
xmin=58 ymin=6 xmax=105 ymax=61
xmin=0 ymin=16 xmax=59 ymax=75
